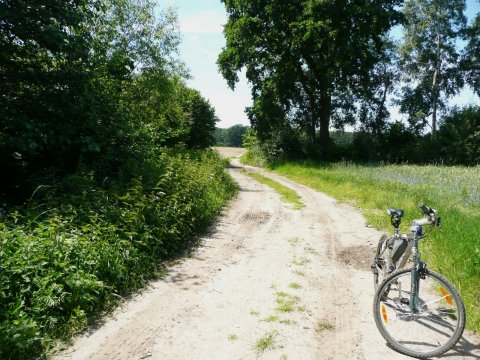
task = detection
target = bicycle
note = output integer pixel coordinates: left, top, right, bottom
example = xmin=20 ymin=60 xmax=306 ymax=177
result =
xmin=371 ymin=204 xmax=466 ymax=359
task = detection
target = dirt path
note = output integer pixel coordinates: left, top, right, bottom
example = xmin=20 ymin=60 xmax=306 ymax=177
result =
xmin=54 ymin=152 xmax=480 ymax=360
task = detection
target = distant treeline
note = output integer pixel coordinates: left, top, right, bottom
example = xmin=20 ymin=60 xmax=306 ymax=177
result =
xmin=214 ymin=124 xmax=249 ymax=147
xmin=244 ymin=106 xmax=480 ymax=165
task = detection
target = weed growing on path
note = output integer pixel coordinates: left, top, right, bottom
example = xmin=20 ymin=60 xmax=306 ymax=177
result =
xmin=263 ymin=315 xmax=280 ymax=323
xmin=288 ymin=237 xmax=302 ymax=246
xmin=292 ymin=256 xmax=311 ymax=266
xmin=255 ymin=331 xmax=278 ymax=355
xmin=289 ymin=282 xmax=302 ymax=289
xmin=292 ymin=270 xmax=305 ymax=276
xmin=315 ymin=321 xmax=335 ymax=332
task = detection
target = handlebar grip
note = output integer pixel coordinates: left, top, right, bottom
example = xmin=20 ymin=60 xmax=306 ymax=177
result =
xmin=419 ymin=203 xmax=430 ymax=215
xmin=413 ymin=218 xmax=433 ymax=226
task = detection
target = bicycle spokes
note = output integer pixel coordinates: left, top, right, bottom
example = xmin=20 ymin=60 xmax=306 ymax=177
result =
xmin=374 ymin=269 xmax=465 ymax=358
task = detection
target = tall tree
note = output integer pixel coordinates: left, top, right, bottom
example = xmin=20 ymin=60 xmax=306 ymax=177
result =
xmin=356 ymin=38 xmax=401 ymax=136
xmin=218 ymin=0 xmax=402 ymax=158
xmin=463 ymin=7 xmax=480 ymax=96
xmin=399 ymin=0 xmax=467 ymax=135
xmin=0 ymin=0 xmax=96 ymax=199
xmin=180 ymin=87 xmax=218 ymax=149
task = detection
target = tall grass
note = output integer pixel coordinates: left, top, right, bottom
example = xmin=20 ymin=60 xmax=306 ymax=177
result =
xmin=0 ymin=149 xmax=238 ymax=359
xmin=271 ymin=161 xmax=480 ymax=332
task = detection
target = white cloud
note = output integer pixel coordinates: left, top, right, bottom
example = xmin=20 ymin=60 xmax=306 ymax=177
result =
xmin=179 ymin=10 xmax=227 ymax=34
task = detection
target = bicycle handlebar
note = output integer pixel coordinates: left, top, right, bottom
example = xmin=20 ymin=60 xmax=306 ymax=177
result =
xmin=413 ymin=218 xmax=433 ymax=226
xmin=414 ymin=204 xmax=441 ymax=228
xmin=419 ymin=203 xmax=436 ymax=216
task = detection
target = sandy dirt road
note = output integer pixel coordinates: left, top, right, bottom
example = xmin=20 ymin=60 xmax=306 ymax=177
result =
xmin=54 ymin=150 xmax=480 ymax=360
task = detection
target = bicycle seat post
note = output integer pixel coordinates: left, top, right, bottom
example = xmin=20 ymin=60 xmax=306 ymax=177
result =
xmin=391 ymin=215 xmax=401 ymax=237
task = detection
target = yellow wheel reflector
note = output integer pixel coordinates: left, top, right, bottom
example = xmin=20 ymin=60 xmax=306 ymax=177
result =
xmin=440 ymin=287 xmax=453 ymax=305
xmin=381 ymin=304 xmax=388 ymax=323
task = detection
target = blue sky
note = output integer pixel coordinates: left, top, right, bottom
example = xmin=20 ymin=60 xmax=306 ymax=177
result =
xmin=163 ymin=0 xmax=480 ymax=129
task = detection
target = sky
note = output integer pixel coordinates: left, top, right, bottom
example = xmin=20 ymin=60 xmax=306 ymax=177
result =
xmin=163 ymin=0 xmax=250 ymax=128
xmin=163 ymin=0 xmax=480 ymax=129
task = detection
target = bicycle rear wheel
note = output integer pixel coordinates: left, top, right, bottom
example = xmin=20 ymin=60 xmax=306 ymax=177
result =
xmin=372 ymin=234 xmax=391 ymax=290
xmin=373 ymin=268 xmax=465 ymax=358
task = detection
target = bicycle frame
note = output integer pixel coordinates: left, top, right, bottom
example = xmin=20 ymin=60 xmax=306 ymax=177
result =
xmin=409 ymin=226 xmax=422 ymax=312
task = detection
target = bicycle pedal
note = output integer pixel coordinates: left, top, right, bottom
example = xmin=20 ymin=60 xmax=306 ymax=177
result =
xmin=400 ymin=298 xmax=410 ymax=305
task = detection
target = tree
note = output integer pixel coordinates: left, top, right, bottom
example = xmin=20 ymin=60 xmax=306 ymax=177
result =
xmin=180 ymin=87 xmax=218 ymax=149
xmin=0 ymin=0 xmax=96 ymax=199
xmin=463 ymin=8 xmax=480 ymax=96
xmin=399 ymin=0 xmax=467 ymax=135
xmin=214 ymin=125 xmax=249 ymax=147
xmin=89 ymin=1 xmax=185 ymax=152
xmin=226 ymin=125 xmax=248 ymax=147
xmin=0 ymin=0 xmax=203 ymax=202
xmin=436 ymin=106 xmax=480 ymax=164
xmin=218 ymin=0 xmax=402 ymax=158
xmin=356 ymin=39 xmax=400 ymax=136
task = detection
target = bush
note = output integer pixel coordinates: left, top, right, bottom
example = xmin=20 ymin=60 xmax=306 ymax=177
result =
xmin=0 ymin=149 xmax=237 ymax=359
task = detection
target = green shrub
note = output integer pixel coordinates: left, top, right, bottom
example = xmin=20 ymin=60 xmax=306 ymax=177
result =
xmin=0 ymin=149 xmax=237 ymax=359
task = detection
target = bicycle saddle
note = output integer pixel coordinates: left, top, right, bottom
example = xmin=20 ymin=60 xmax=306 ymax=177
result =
xmin=387 ymin=208 xmax=404 ymax=217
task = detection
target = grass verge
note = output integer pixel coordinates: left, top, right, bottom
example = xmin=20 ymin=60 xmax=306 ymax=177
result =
xmin=242 ymin=171 xmax=304 ymax=210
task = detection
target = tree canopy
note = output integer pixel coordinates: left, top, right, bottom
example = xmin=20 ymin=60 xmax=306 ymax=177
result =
xmin=218 ymin=0 xmax=403 ymax=158
xmin=218 ymin=0 xmax=479 ymax=164
xmin=399 ymin=0 xmax=467 ymax=135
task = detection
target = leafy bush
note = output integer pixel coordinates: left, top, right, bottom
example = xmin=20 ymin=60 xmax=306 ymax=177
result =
xmin=0 ymin=149 xmax=237 ymax=359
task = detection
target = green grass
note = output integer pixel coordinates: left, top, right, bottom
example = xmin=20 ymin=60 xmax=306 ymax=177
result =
xmin=271 ymin=161 xmax=480 ymax=332
xmin=315 ymin=320 xmax=335 ymax=332
xmin=250 ymin=310 xmax=260 ymax=316
xmin=255 ymin=331 xmax=278 ymax=355
xmin=288 ymin=237 xmax=302 ymax=246
xmin=228 ymin=334 xmax=239 ymax=341
xmin=288 ymin=282 xmax=302 ymax=289
xmin=242 ymin=171 xmax=304 ymax=210
xmin=263 ymin=315 xmax=280 ymax=322
xmin=275 ymin=293 xmax=301 ymax=313
xmin=292 ymin=256 xmax=311 ymax=266
xmin=292 ymin=270 xmax=305 ymax=276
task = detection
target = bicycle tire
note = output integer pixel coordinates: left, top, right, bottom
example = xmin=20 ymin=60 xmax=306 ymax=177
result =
xmin=372 ymin=234 xmax=391 ymax=291
xmin=373 ymin=268 xmax=466 ymax=359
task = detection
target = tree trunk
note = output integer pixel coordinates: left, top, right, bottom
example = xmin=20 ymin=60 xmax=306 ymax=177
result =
xmin=319 ymin=86 xmax=331 ymax=158
xmin=432 ymin=95 xmax=437 ymax=136
xmin=296 ymin=65 xmax=318 ymax=145
xmin=301 ymin=55 xmax=331 ymax=158
xmin=431 ymin=22 xmax=441 ymax=137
